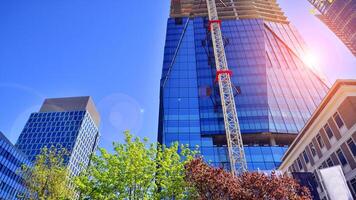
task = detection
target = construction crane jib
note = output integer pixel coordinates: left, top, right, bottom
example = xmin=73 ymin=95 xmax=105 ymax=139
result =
xmin=206 ymin=0 xmax=247 ymax=175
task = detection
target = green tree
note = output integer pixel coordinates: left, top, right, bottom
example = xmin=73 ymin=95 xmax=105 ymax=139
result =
xmin=75 ymin=131 xmax=197 ymax=200
xmin=19 ymin=146 xmax=75 ymax=200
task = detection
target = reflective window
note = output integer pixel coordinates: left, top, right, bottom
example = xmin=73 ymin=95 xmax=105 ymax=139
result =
xmin=297 ymin=158 xmax=303 ymax=170
xmin=16 ymin=111 xmax=99 ymax=177
xmin=309 ymin=142 xmax=317 ymax=157
xmin=302 ymin=151 xmax=309 ymax=164
xmin=159 ymin=17 xmax=328 ymax=172
xmin=349 ymin=178 xmax=356 ymax=197
xmin=337 ymin=149 xmax=348 ymax=166
xmin=333 ymin=112 xmax=344 ymax=128
xmin=321 ymin=161 xmax=328 ymax=169
xmin=326 ymin=157 xmax=334 ymax=167
xmin=324 ymin=124 xmax=334 ymax=139
xmin=316 ymin=134 xmax=324 ymax=148
xmin=347 ymin=139 xmax=356 ymax=157
xmin=0 ymin=133 xmax=31 ymax=199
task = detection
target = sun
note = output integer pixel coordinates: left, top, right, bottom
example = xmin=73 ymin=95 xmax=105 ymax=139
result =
xmin=302 ymin=50 xmax=319 ymax=70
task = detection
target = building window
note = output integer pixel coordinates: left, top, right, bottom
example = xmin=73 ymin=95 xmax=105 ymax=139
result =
xmin=349 ymin=178 xmax=356 ymax=197
xmin=337 ymin=149 xmax=348 ymax=166
xmin=309 ymin=143 xmax=317 ymax=157
xmin=326 ymin=157 xmax=334 ymax=167
xmin=316 ymin=134 xmax=324 ymax=149
xmin=347 ymin=139 xmax=356 ymax=157
xmin=175 ymin=18 xmax=183 ymax=25
xmin=324 ymin=124 xmax=334 ymax=139
xmin=288 ymin=165 xmax=295 ymax=173
xmin=333 ymin=112 xmax=344 ymax=128
xmin=302 ymin=151 xmax=309 ymax=164
xmin=314 ymin=171 xmax=323 ymax=192
xmin=297 ymin=158 xmax=303 ymax=170
xmin=288 ymin=166 xmax=293 ymax=172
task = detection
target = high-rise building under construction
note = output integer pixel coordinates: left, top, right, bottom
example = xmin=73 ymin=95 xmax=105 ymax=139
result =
xmin=158 ymin=0 xmax=329 ymax=171
xmin=307 ymin=0 xmax=355 ymax=56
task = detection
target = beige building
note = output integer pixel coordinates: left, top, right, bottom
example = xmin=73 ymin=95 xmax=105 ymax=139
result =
xmin=279 ymin=80 xmax=356 ymax=198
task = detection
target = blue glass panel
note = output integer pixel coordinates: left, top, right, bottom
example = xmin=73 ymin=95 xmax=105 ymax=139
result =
xmin=0 ymin=132 xmax=31 ymax=199
xmin=158 ymin=17 xmax=328 ymax=171
xmin=15 ymin=111 xmax=100 ymax=177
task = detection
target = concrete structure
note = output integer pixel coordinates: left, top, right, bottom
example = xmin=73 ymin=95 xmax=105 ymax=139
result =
xmin=0 ymin=131 xmax=31 ymax=200
xmin=158 ymin=0 xmax=329 ymax=171
xmin=15 ymin=96 xmax=100 ymax=176
xmin=307 ymin=0 xmax=356 ymax=56
xmin=170 ymin=0 xmax=288 ymax=23
xmin=279 ymin=80 xmax=356 ymax=198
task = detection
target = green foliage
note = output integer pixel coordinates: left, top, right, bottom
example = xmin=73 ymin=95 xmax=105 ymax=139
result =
xmin=19 ymin=146 xmax=75 ymax=200
xmin=75 ymin=131 xmax=198 ymax=200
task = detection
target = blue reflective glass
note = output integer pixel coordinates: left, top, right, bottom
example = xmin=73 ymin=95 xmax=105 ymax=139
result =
xmin=16 ymin=111 xmax=100 ymax=177
xmin=0 ymin=132 xmax=31 ymax=199
xmin=158 ymin=17 xmax=328 ymax=171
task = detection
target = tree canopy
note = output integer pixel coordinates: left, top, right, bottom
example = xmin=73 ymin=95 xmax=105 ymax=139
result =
xmin=75 ymin=131 xmax=198 ymax=200
xmin=185 ymin=158 xmax=311 ymax=200
xmin=20 ymin=132 xmax=312 ymax=200
xmin=19 ymin=146 xmax=75 ymax=200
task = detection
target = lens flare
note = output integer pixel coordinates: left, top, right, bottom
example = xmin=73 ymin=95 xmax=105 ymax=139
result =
xmin=303 ymin=50 xmax=319 ymax=69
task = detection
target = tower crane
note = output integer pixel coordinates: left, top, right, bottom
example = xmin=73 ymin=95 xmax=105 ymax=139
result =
xmin=206 ymin=0 xmax=247 ymax=175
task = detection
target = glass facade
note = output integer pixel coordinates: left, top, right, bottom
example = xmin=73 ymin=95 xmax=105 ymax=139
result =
xmin=158 ymin=17 xmax=329 ymax=171
xmin=15 ymin=97 xmax=100 ymax=176
xmin=308 ymin=0 xmax=356 ymax=56
xmin=0 ymin=132 xmax=30 ymax=200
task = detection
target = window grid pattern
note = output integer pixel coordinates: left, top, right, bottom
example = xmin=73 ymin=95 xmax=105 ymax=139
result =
xmin=312 ymin=0 xmax=356 ymax=56
xmin=333 ymin=112 xmax=344 ymax=128
xmin=0 ymin=133 xmax=31 ymax=200
xmin=162 ymin=19 xmax=202 ymax=149
xmin=16 ymin=110 xmax=99 ymax=176
xmin=309 ymin=142 xmax=317 ymax=157
xmin=68 ymin=113 xmax=99 ymax=176
xmin=265 ymin=22 xmax=328 ymax=133
xmin=347 ymin=139 xmax=356 ymax=157
xmin=159 ymin=17 xmax=328 ymax=171
xmin=324 ymin=124 xmax=334 ymax=139
xmin=337 ymin=149 xmax=348 ymax=166
xmin=205 ymin=146 xmax=288 ymax=171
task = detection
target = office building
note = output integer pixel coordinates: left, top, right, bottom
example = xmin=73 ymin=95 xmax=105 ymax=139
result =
xmin=15 ymin=96 xmax=100 ymax=176
xmin=0 ymin=131 xmax=31 ymax=200
xmin=279 ymin=79 xmax=356 ymax=198
xmin=158 ymin=0 xmax=329 ymax=171
xmin=308 ymin=0 xmax=356 ymax=56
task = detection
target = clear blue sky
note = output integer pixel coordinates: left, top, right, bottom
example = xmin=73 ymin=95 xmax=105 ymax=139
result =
xmin=0 ymin=0 xmax=355 ymax=150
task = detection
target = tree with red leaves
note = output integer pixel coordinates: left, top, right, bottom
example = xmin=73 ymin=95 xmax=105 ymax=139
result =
xmin=185 ymin=158 xmax=311 ymax=200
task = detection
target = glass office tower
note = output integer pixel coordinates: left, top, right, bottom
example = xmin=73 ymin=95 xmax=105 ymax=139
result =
xmin=0 ymin=131 xmax=31 ymax=200
xmin=16 ymin=96 xmax=100 ymax=176
xmin=158 ymin=0 xmax=329 ymax=171
xmin=308 ymin=0 xmax=356 ymax=56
